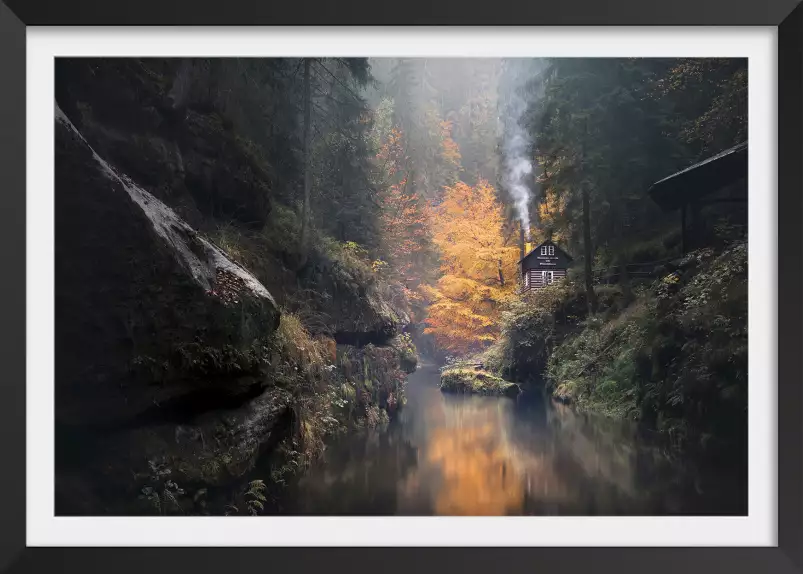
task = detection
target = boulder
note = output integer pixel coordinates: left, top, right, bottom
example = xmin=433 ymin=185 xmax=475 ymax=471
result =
xmin=55 ymin=103 xmax=279 ymax=427
xmin=304 ymin=256 xmax=410 ymax=346
xmin=56 ymin=386 xmax=293 ymax=515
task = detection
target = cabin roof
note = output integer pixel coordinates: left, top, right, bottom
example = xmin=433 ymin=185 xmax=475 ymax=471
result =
xmin=648 ymin=141 xmax=747 ymax=211
xmin=518 ymin=239 xmax=573 ymax=264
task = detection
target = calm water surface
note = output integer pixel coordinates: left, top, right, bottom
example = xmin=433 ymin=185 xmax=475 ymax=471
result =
xmin=289 ymin=364 xmax=746 ymax=515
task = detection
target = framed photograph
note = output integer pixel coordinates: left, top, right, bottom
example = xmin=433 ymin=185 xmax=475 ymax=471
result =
xmin=1 ymin=1 xmax=800 ymax=572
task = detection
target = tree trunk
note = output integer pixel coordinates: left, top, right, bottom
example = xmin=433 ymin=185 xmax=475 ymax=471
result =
xmin=580 ymin=117 xmax=597 ymax=315
xmin=498 ymin=258 xmax=505 ymax=287
xmin=298 ymin=58 xmax=312 ymax=268
xmin=689 ymin=200 xmax=702 ymax=250
xmin=681 ymin=203 xmax=687 ymax=254
xmin=518 ymin=224 xmax=525 ymax=281
xmin=619 ymin=257 xmax=632 ymax=303
xmin=582 ymin=184 xmax=598 ymax=314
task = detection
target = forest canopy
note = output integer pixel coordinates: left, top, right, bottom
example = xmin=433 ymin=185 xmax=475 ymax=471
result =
xmin=57 ymin=56 xmax=746 ymax=358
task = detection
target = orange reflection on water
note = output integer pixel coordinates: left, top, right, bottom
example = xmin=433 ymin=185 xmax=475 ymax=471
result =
xmin=426 ymin=421 xmax=524 ymax=515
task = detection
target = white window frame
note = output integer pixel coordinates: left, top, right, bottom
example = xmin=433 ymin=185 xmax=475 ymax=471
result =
xmin=540 ymin=245 xmax=548 ymax=255
xmin=548 ymin=245 xmax=555 ymax=256
xmin=542 ymin=270 xmax=554 ymax=285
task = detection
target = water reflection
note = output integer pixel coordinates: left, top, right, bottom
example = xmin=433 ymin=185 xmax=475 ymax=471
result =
xmin=291 ymin=364 xmax=745 ymax=515
xmin=426 ymin=421 xmax=523 ymax=515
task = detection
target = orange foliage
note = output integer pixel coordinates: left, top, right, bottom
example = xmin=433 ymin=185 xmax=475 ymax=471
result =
xmin=424 ymin=179 xmax=519 ymax=354
xmin=376 ymin=127 xmax=434 ymax=322
xmin=377 ymin=126 xmax=405 ymax=179
xmin=379 ymin=175 xmax=429 ymax=279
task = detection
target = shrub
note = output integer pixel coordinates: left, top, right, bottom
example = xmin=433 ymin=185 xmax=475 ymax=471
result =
xmin=260 ymin=203 xmax=302 ymax=257
xmin=484 ymin=280 xmax=586 ymax=383
xmin=624 ymin=231 xmax=680 ymax=264
xmin=545 ymin=241 xmax=747 ymax=451
xmin=317 ymin=236 xmax=375 ymax=284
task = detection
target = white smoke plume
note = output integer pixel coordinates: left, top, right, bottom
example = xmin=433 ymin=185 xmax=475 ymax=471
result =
xmin=501 ymin=59 xmax=544 ymax=241
xmin=502 ymin=75 xmax=533 ymax=240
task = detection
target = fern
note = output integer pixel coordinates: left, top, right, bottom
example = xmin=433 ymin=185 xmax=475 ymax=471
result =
xmin=245 ymin=479 xmax=267 ymax=516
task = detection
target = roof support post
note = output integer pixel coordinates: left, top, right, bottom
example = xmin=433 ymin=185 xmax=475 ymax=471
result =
xmin=681 ymin=203 xmax=688 ymax=255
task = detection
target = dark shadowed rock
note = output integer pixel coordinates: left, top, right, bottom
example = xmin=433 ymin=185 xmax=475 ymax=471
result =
xmin=55 ymin=104 xmax=279 ymax=427
xmin=56 ymin=386 xmax=294 ymax=515
xmin=303 ymin=254 xmax=409 ymax=346
xmin=54 ymin=102 xmax=293 ymax=515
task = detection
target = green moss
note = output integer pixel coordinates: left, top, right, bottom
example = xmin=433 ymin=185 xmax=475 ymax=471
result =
xmin=545 ymin=242 xmax=747 ymax=449
xmin=482 ymin=280 xmax=587 ymax=383
xmin=440 ymin=368 xmax=520 ymax=397
xmin=545 ymin=303 xmax=647 ymax=420
xmin=391 ymin=333 xmax=418 ymax=374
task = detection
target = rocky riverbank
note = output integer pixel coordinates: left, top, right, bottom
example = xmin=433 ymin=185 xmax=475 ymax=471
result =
xmin=54 ymin=59 xmax=416 ymax=515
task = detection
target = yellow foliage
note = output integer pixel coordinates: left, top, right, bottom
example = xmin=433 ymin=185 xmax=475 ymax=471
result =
xmin=439 ymin=120 xmax=462 ymax=179
xmin=424 ymin=180 xmax=519 ymax=354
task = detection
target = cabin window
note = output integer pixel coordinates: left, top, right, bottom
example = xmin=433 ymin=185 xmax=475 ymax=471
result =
xmin=548 ymin=245 xmax=555 ymax=256
xmin=542 ymin=271 xmax=554 ymax=285
xmin=524 ymin=272 xmax=530 ymax=288
xmin=540 ymin=246 xmax=548 ymax=255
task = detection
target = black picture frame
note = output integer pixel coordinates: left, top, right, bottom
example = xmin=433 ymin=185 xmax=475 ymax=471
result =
xmin=0 ymin=1 xmax=799 ymax=572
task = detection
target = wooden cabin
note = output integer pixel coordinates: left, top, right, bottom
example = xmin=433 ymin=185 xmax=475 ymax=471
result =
xmin=519 ymin=240 xmax=573 ymax=292
xmin=648 ymin=141 xmax=747 ymax=253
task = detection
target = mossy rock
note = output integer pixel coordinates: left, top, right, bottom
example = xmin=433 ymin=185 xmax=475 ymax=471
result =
xmin=439 ymin=368 xmax=521 ymax=398
xmin=337 ymin=343 xmax=409 ymax=419
xmin=390 ymin=334 xmax=418 ymax=374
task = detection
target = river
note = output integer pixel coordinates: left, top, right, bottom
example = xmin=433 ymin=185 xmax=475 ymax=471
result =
xmin=288 ymin=364 xmax=746 ymax=516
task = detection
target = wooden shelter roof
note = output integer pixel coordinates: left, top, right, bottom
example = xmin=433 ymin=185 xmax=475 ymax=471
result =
xmin=648 ymin=141 xmax=747 ymax=211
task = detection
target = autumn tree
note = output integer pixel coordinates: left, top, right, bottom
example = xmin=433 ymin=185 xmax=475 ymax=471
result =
xmin=424 ymin=179 xmax=519 ymax=354
xmin=379 ymin=59 xmax=475 ymax=201
xmin=437 ymin=119 xmax=462 ymax=187
xmin=369 ymin=100 xmax=438 ymax=322
xmin=377 ymin=127 xmax=433 ymax=306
